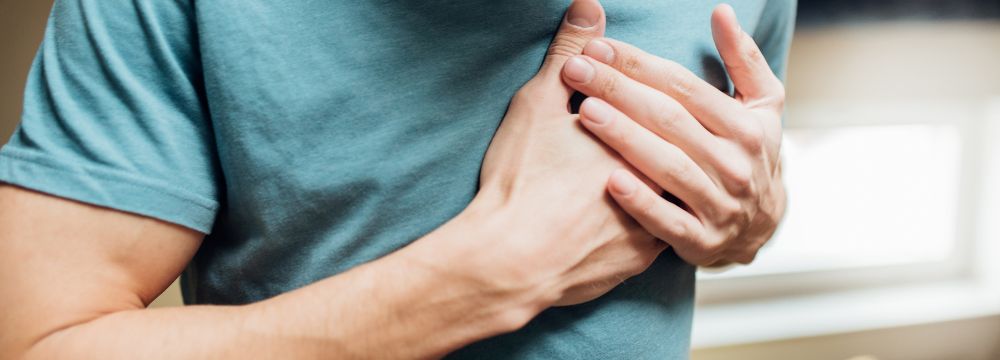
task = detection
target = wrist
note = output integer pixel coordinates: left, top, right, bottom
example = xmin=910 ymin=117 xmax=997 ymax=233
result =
xmin=400 ymin=201 xmax=551 ymax=335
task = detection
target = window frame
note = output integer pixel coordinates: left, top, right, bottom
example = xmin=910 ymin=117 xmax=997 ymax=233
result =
xmin=691 ymin=97 xmax=1000 ymax=348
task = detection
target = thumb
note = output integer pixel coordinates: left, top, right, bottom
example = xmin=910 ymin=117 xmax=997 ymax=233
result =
xmin=711 ymin=4 xmax=784 ymax=108
xmin=531 ymin=0 xmax=606 ymax=101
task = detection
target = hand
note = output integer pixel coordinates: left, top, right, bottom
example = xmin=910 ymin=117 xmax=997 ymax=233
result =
xmin=559 ymin=4 xmax=786 ymax=267
xmin=458 ymin=0 xmax=670 ymax=308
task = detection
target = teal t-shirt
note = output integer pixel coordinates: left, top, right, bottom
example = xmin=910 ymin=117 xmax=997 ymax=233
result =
xmin=0 ymin=1 xmax=795 ymax=358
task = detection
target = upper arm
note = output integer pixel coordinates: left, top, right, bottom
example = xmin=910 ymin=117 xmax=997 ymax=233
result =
xmin=0 ymin=185 xmax=202 ymax=356
xmin=0 ymin=1 xmax=218 ymax=355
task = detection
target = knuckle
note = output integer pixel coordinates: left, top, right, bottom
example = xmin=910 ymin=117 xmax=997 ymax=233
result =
xmin=597 ymin=73 xmax=620 ymax=98
xmin=613 ymin=122 xmax=635 ymax=149
xmin=736 ymin=249 xmax=759 ymax=265
xmin=773 ymin=84 xmax=787 ymax=107
xmin=547 ymin=32 xmax=589 ymax=59
xmin=637 ymin=194 xmax=659 ymax=220
xmin=670 ymin=77 xmax=696 ymax=101
xmin=670 ymin=222 xmax=701 ymax=249
xmin=665 ymin=160 xmax=698 ymax=194
xmin=662 ymin=219 xmax=689 ymax=241
xmin=741 ymin=42 xmax=766 ymax=67
xmin=652 ymin=102 xmax=683 ymax=135
xmin=716 ymin=200 xmax=744 ymax=226
xmin=619 ymin=52 xmax=643 ymax=77
xmin=689 ymin=238 xmax=725 ymax=264
xmin=659 ymin=219 xmax=691 ymax=241
xmin=720 ymin=211 xmax=751 ymax=236
xmin=717 ymin=204 xmax=753 ymax=233
xmin=738 ymin=125 xmax=765 ymax=154
xmin=663 ymin=63 xmax=696 ymax=100
xmin=724 ymin=165 xmax=755 ymax=198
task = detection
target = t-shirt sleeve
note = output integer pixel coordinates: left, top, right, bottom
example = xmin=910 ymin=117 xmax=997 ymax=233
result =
xmin=0 ymin=1 xmax=220 ymax=233
xmin=752 ymin=0 xmax=798 ymax=82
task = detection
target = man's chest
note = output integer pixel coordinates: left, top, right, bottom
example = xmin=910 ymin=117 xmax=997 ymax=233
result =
xmin=191 ymin=0 xmax=766 ymax=193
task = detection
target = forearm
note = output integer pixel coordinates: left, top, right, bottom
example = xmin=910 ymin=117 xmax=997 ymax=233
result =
xmin=21 ymin=205 xmax=538 ymax=360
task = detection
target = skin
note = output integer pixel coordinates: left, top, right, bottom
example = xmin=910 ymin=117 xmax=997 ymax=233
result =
xmin=564 ymin=4 xmax=787 ymax=267
xmin=0 ymin=1 xmax=786 ymax=359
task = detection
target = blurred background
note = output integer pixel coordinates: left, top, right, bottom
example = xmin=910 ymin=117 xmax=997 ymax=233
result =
xmin=2 ymin=1 xmax=999 ymax=359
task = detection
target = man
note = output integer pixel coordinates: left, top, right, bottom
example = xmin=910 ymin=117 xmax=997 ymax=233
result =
xmin=0 ymin=0 xmax=793 ymax=358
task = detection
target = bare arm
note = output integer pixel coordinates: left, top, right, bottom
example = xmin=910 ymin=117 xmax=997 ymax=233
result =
xmin=1 ymin=2 xmax=672 ymax=358
xmin=0 ymin=185 xmax=531 ymax=359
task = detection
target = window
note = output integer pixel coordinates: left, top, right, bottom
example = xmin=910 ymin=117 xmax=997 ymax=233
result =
xmin=692 ymin=5 xmax=1000 ymax=348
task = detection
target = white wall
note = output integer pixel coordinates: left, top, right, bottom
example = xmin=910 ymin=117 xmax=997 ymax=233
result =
xmin=694 ymin=315 xmax=1000 ymax=360
xmin=693 ymin=20 xmax=1000 ymax=360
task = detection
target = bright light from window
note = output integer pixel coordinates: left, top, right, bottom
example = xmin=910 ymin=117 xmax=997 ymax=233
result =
xmin=704 ymin=124 xmax=962 ymax=278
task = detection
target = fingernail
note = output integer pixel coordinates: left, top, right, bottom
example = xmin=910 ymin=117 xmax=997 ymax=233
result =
xmin=564 ymin=56 xmax=594 ymax=83
xmin=584 ymin=40 xmax=615 ymax=64
xmin=609 ymin=170 xmax=637 ymax=196
xmin=581 ymin=98 xmax=612 ymax=125
xmin=566 ymin=0 xmax=600 ymax=28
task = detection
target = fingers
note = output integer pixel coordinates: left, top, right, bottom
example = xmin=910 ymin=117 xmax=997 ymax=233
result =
xmin=608 ymin=167 xmax=764 ymax=266
xmin=562 ymin=55 xmax=753 ymax=195
xmin=524 ymin=0 xmax=606 ymax=109
xmin=578 ymin=97 xmax=734 ymax=221
xmin=606 ymin=170 xmax=704 ymax=249
xmin=562 ymin=55 xmax=713 ymax=154
xmin=711 ymin=4 xmax=785 ymax=109
xmin=580 ymin=37 xmax=763 ymax=150
xmin=541 ymin=0 xmax=606 ymax=75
